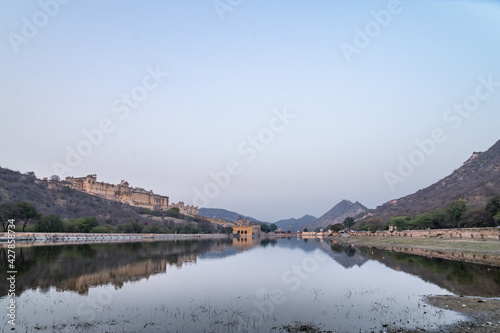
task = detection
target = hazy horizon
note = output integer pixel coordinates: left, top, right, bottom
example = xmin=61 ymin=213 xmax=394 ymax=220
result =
xmin=2 ymin=0 xmax=500 ymax=221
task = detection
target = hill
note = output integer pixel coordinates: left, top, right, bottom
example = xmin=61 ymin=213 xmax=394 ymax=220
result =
xmin=305 ymin=200 xmax=368 ymax=230
xmin=198 ymin=208 xmax=265 ymax=223
xmin=363 ymin=139 xmax=500 ymax=222
xmin=273 ymin=214 xmax=317 ymax=232
xmin=0 ymin=167 xmax=214 ymax=233
xmin=0 ymin=167 xmax=144 ymax=223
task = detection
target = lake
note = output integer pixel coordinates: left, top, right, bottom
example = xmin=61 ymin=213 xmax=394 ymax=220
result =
xmin=1 ymin=237 xmax=500 ymax=332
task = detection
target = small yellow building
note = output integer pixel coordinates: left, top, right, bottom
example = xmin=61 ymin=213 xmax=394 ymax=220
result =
xmin=233 ymin=225 xmax=260 ymax=237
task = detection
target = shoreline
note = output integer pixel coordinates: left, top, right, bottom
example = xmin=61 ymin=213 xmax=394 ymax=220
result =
xmin=333 ymin=234 xmax=500 ymax=332
xmin=0 ymin=232 xmax=230 ymax=248
xmin=335 ymin=234 xmax=500 ymax=267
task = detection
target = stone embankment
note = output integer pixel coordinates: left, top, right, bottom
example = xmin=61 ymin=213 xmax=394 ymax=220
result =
xmin=346 ymin=227 xmax=500 ymax=266
xmin=0 ymin=232 xmax=229 ymax=248
xmin=354 ymin=227 xmax=500 ymax=240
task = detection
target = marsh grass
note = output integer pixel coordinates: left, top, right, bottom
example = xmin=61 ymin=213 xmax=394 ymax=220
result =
xmin=6 ymin=292 xmax=462 ymax=333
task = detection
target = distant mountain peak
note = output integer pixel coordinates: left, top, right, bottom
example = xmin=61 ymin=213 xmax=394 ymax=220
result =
xmin=273 ymin=214 xmax=318 ymax=231
xmin=304 ymin=200 xmax=368 ymax=230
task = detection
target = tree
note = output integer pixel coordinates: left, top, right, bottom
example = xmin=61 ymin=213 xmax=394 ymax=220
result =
xmin=24 ymin=171 xmax=36 ymax=178
xmin=75 ymin=217 xmax=99 ymax=233
xmin=343 ymin=217 xmax=355 ymax=230
xmin=328 ymin=223 xmax=344 ymax=232
xmin=260 ymin=224 xmax=271 ymax=232
xmin=36 ymin=215 xmax=64 ymax=232
xmin=303 ymin=227 xmax=309 ymax=232
xmin=458 ymin=207 xmax=495 ymax=228
xmin=50 ymin=175 xmax=61 ymax=182
xmin=445 ymin=200 xmax=467 ymax=228
xmin=486 ymin=195 xmax=500 ymax=218
xmin=17 ymin=201 xmax=40 ymax=231
xmin=168 ymin=207 xmax=180 ymax=218
xmin=0 ymin=202 xmax=19 ymax=231
xmin=220 ymin=226 xmax=233 ymax=234
xmin=269 ymin=223 xmax=278 ymax=232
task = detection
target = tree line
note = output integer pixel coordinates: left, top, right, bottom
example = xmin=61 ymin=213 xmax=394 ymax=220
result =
xmin=0 ymin=201 xmax=234 ymax=234
xmin=357 ymin=196 xmax=500 ymax=231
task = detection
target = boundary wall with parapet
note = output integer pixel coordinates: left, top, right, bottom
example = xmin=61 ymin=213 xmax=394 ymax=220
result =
xmin=353 ymin=227 xmax=500 ymax=240
xmin=0 ymin=232 xmax=229 ymax=243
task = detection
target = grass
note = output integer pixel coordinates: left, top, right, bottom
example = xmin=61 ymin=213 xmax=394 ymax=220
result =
xmin=343 ymin=236 xmax=500 ymax=255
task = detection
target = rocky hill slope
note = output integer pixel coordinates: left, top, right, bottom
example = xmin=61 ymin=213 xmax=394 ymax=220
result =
xmin=274 ymin=214 xmax=317 ymax=232
xmin=198 ymin=207 xmax=264 ymax=223
xmin=363 ymin=139 xmax=500 ymax=221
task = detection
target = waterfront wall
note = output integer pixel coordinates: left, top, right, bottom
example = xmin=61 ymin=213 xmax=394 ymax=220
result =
xmin=354 ymin=227 xmax=500 ymax=240
xmin=0 ymin=232 xmax=229 ymax=247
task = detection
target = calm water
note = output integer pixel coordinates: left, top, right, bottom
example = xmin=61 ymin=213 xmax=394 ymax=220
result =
xmin=1 ymin=237 xmax=500 ymax=332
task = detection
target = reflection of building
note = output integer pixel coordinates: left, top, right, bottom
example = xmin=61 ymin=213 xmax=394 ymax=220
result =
xmin=233 ymin=225 xmax=260 ymax=237
xmin=61 ymin=260 xmax=167 ymax=294
xmin=232 ymin=237 xmax=260 ymax=250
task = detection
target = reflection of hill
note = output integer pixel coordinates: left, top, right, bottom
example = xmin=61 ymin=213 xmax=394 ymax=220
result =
xmin=313 ymin=241 xmax=500 ymax=297
xmin=0 ymin=239 xmax=233 ymax=296
xmin=350 ymin=246 xmax=500 ymax=297
xmin=317 ymin=241 xmax=369 ymax=268
xmin=360 ymin=247 xmax=500 ymax=297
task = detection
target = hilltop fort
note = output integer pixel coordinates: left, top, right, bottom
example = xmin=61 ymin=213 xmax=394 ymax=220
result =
xmin=60 ymin=174 xmax=198 ymax=215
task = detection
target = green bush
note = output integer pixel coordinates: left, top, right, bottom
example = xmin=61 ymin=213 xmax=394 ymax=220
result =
xmin=458 ymin=207 xmax=495 ymax=228
xmin=36 ymin=214 xmax=64 ymax=232
xmin=90 ymin=225 xmax=115 ymax=233
xmin=65 ymin=217 xmax=99 ymax=233
xmin=142 ymin=225 xmax=160 ymax=233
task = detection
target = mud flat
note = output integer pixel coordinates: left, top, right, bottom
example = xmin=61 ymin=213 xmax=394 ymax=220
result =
xmin=386 ymin=296 xmax=500 ymax=333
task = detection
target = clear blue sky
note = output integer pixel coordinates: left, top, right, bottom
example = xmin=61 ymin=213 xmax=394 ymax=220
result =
xmin=1 ymin=0 xmax=500 ymax=222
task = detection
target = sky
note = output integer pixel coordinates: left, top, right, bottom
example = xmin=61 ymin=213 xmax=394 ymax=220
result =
xmin=1 ymin=0 xmax=500 ymax=222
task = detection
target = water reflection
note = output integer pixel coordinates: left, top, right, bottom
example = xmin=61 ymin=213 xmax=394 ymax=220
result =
xmin=1 ymin=237 xmax=498 ymax=332
xmin=0 ymin=239 xmax=234 ymax=296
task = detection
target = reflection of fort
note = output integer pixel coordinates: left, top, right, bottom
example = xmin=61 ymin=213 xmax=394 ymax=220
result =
xmin=45 ymin=254 xmax=199 ymax=294
xmin=61 ymin=260 xmax=167 ymax=294
xmin=0 ymin=240 xmax=230 ymax=297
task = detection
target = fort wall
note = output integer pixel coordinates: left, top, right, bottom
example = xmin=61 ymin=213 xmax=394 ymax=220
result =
xmin=64 ymin=174 xmax=172 ymax=211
